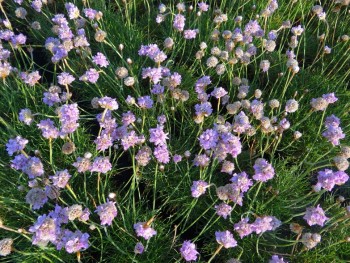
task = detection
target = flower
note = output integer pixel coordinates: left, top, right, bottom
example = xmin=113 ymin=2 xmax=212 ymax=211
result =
xmin=303 ymin=205 xmax=329 ymax=227
xmin=301 ymin=233 xmax=321 ymax=249
xmin=62 ymin=230 xmax=89 ymax=253
xmin=173 ymin=14 xmax=185 ymax=31
xmin=269 ymin=255 xmax=288 ymax=263
xmin=134 ymin=242 xmax=144 ymax=254
xmin=95 ymin=200 xmax=118 ymax=226
xmin=215 ymin=203 xmax=232 ymax=219
xmin=191 ymin=180 xmax=209 ymax=198
xmin=50 ymin=169 xmax=71 ymax=188
xmin=0 ymin=238 xmax=13 ymax=256
xmin=91 ymin=157 xmax=112 ymax=174
xmin=26 ymin=188 xmax=48 ymax=210
xmin=253 ymin=158 xmax=275 ymax=182
xmin=29 ymin=215 xmax=58 ymax=247
xmin=98 ymin=97 xmax=118 ymax=110
xmin=58 ymin=72 xmax=75 ymax=86
xmin=149 ymin=125 xmax=169 ymax=146
xmin=6 ymin=136 xmax=28 ymax=156
xmin=180 ymin=241 xmax=199 ymax=261
xmin=215 ymin=230 xmax=237 ymax=248
xmin=153 ymin=145 xmax=170 ymax=164
xmin=92 ymin=52 xmax=109 ymax=67
xmin=134 ymin=222 xmax=157 ymax=240
xmin=19 ymin=108 xmax=34 ymax=125
xmin=234 ymin=217 xmax=253 ymax=238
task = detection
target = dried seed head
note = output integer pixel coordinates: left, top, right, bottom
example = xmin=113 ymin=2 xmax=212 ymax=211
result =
xmin=62 ymin=141 xmax=76 ymax=155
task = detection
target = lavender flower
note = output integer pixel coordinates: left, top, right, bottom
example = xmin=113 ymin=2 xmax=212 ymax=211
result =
xmin=252 ymin=216 xmax=281 ymax=234
xmin=198 ymin=2 xmax=209 ymax=12
xmin=253 ymin=158 xmax=275 ymax=182
xmin=173 ymin=14 xmax=186 ymax=31
xmin=191 ymin=180 xmax=209 ymax=198
xmin=58 ymin=72 xmax=75 ymax=86
xmin=80 ymin=68 xmax=99 ymax=83
xmin=62 ymin=230 xmax=89 ymax=253
xmin=269 ymin=255 xmax=288 ymax=263
xmin=215 ymin=203 xmax=233 ymax=219
xmin=303 ymin=205 xmax=329 ymax=227
xmin=23 ymin=157 xmax=44 ymax=178
xmin=26 ymin=188 xmax=48 ymax=210
xmin=215 ymin=231 xmax=237 ymax=248
xmin=91 ymin=157 xmax=112 ymax=174
xmin=184 ymin=29 xmax=198 ymax=39
xmin=95 ymin=200 xmax=118 ymax=226
xmin=199 ymin=129 xmax=219 ymax=150
xmin=193 ymin=154 xmax=210 ymax=167
xmin=180 ymin=240 xmax=199 ymax=261
xmin=316 ymin=169 xmax=349 ymax=191
xmin=29 ymin=215 xmax=58 ymax=247
xmin=134 ymin=242 xmax=144 ymax=254
xmin=95 ymin=134 xmax=113 ymax=151
xmin=92 ymin=52 xmax=109 ymax=67
xmin=37 ymin=119 xmax=59 ymax=139
xmin=153 ymin=145 xmax=170 ymax=164
xmin=149 ymin=125 xmax=169 ymax=146
xmin=234 ymin=217 xmax=253 ymax=238
xmin=6 ymin=136 xmax=28 ymax=156
xmin=73 ymin=156 xmax=92 ymax=173
xmin=134 ymin=222 xmax=157 ymax=240
xmin=230 ymin=172 xmax=253 ymax=192
xmin=50 ymin=169 xmax=71 ymax=188
xmin=138 ymin=96 xmax=154 ymax=109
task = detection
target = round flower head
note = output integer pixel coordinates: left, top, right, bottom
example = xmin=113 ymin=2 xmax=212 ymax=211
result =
xmin=19 ymin=108 xmax=34 ymax=125
xmin=253 ymin=158 xmax=275 ymax=182
xmin=62 ymin=230 xmax=90 ymax=253
xmin=215 ymin=203 xmax=233 ymax=219
xmin=97 ymin=96 xmax=119 ymax=110
xmin=303 ymin=205 xmax=329 ymax=227
xmin=215 ymin=230 xmax=237 ymax=248
xmin=6 ymin=136 xmax=28 ymax=156
xmin=134 ymin=221 xmax=157 ymax=240
xmin=95 ymin=200 xmax=118 ymax=226
xmin=91 ymin=157 xmax=112 ymax=174
xmin=301 ymin=233 xmax=321 ymax=249
xmin=134 ymin=242 xmax=144 ymax=254
xmin=92 ymin=52 xmax=109 ymax=67
xmin=234 ymin=217 xmax=253 ymax=238
xmin=26 ymin=188 xmax=48 ymax=210
xmin=269 ymin=255 xmax=288 ymax=263
xmin=58 ymin=72 xmax=75 ymax=86
xmin=0 ymin=238 xmax=13 ymax=256
xmin=180 ymin=240 xmax=199 ymax=261
xmin=191 ymin=180 xmax=209 ymax=198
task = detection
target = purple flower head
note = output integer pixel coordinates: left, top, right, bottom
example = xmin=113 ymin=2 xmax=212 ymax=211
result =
xmin=322 ymin=126 xmax=345 ymax=146
xmin=324 ymin=114 xmax=340 ymax=128
xmin=195 ymin=76 xmax=211 ymax=94
xmin=211 ymin=87 xmax=228 ymax=99
xmin=269 ymin=255 xmax=288 ymax=263
xmin=134 ymin=221 xmax=157 ymax=240
xmin=65 ymin=2 xmax=80 ymax=19
xmin=95 ymin=200 xmax=118 ymax=226
xmin=80 ymin=68 xmax=99 ymax=83
xmin=134 ymin=242 xmax=144 ymax=254
xmin=233 ymin=111 xmax=251 ymax=133
xmin=149 ymin=125 xmax=169 ymax=146
xmin=49 ymin=205 xmax=69 ymax=225
xmin=151 ymin=84 xmax=165 ymax=95
xmin=215 ymin=230 xmax=237 ymax=248
xmin=91 ymin=157 xmax=112 ymax=174
xmin=219 ymin=132 xmax=242 ymax=158
xmin=138 ymin=96 xmax=154 ymax=109
xmin=303 ymin=205 xmax=329 ymax=227
xmin=62 ymin=230 xmax=89 ymax=253
xmin=173 ymin=14 xmax=186 ymax=32
xmin=58 ymin=103 xmax=80 ymax=135
xmin=215 ymin=203 xmax=233 ymax=219
xmin=198 ymin=129 xmax=219 ymax=150
xmin=195 ymin=102 xmax=213 ymax=117
xmin=93 ymin=52 xmax=109 ymax=68
xmin=253 ymin=158 xmax=275 ymax=182
xmin=29 ymin=215 xmax=59 ymax=247
xmin=37 ymin=119 xmax=59 ymax=139
xmin=244 ymin=20 xmax=263 ymax=36
xmin=50 ymin=169 xmax=71 ymax=188
xmin=73 ymin=156 xmax=91 ymax=173
xmin=95 ymin=134 xmax=113 ymax=151
xmin=252 ymin=216 xmax=281 ymax=234
xmin=120 ymin=130 xmax=140 ymax=151
xmin=173 ymin=154 xmax=182 ymax=163
xmin=291 ymin=25 xmax=304 ymax=36
xmin=84 ymin=8 xmax=98 ymax=20
xmin=6 ymin=136 xmax=28 ymax=156
xmin=198 ymin=2 xmax=209 ymax=12
xmin=322 ymin=93 xmax=338 ymax=104
xmin=20 ymin=71 xmax=40 ymax=86
xmin=234 ymin=217 xmax=253 ymax=238
xmin=180 ymin=241 xmax=199 ymax=261
xmin=191 ymin=180 xmax=209 ymax=198
xmin=184 ymin=29 xmax=198 ymax=40
xmin=97 ymin=96 xmax=119 ymax=110
xmin=122 ymin=111 xmax=136 ymax=126
xmin=43 ymin=91 xmax=61 ymax=106
xmin=26 ymin=188 xmax=48 ymax=210
xmin=316 ymin=169 xmax=349 ymax=191
xmin=23 ymin=157 xmax=44 ymax=178
xmin=193 ymin=154 xmax=210 ymax=167
xmin=19 ymin=108 xmax=34 ymax=125
xmin=230 ymin=172 xmax=253 ymax=193
xmin=10 ymin=154 xmax=29 ymax=170
xmin=142 ymin=67 xmax=163 ymax=84
xmin=153 ymin=145 xmax=170 ymax=164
